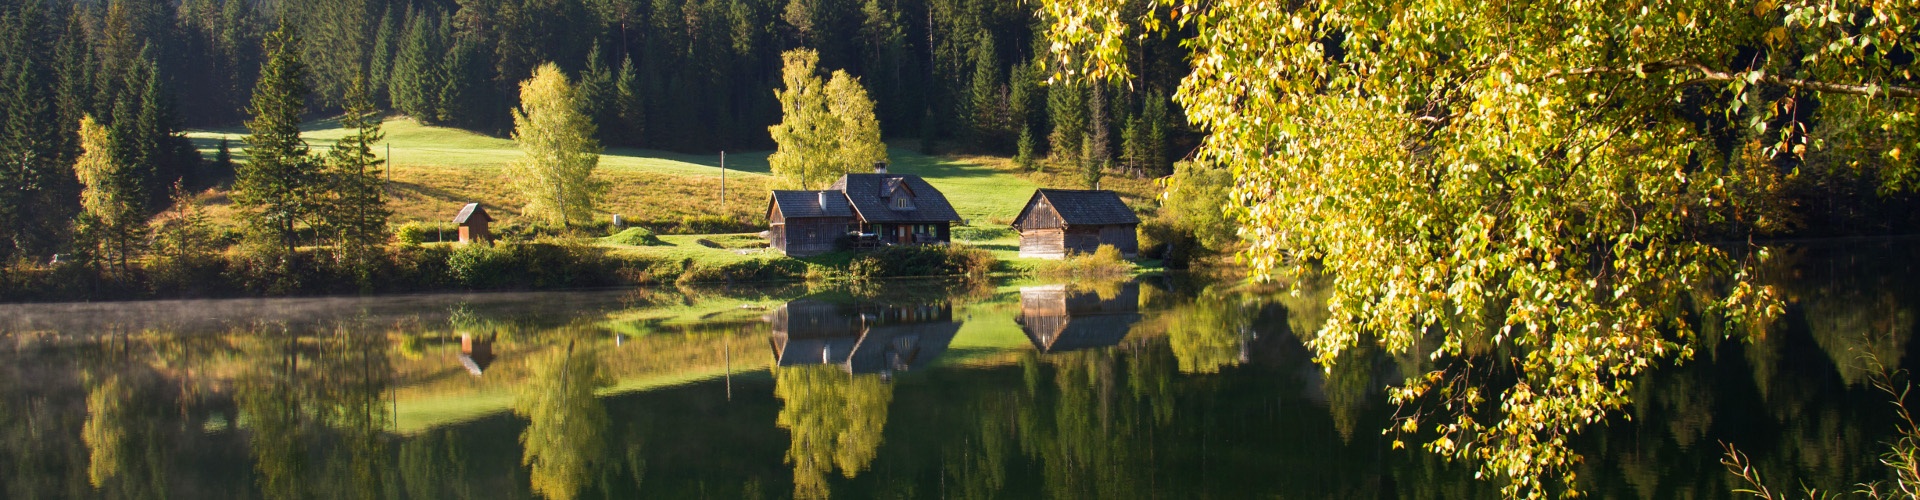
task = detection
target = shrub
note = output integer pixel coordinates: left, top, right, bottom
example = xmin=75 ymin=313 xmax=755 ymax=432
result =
xmin=675 ymin=214 xmax=747 ymax=234
xmin=396 ymin=221 xmax=457 ymax=245
xmin=676 ymin=258 xmax=806 ymax=285
xmin=847 ymin=244 xmax=995 ymax=280
xmin=602 ymin=227 xmax=666 ymax=246
xmin=699 ymin=234 xmax=767 ymax=249
xmin=1035 ymin=244 xmax=1134 ymax=279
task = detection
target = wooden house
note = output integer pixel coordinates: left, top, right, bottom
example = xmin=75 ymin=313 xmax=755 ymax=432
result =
xmin=1016 ymin=283 xmax=1142 ymax=353
xmin=765 ymin=298 xmax=961 ymax=375
xmin=1011 ymin=189 xmax=1141 ymax=259
xmin=765 ymin=164 xmax=965 ymax=256
xmin=453 ymin=203 xmax=493 ymax=244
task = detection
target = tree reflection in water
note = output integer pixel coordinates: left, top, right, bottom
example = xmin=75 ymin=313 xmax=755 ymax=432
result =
xmin=513 ymin=340 xmax=613 ymax=500
xmin=774 ymin=364 xmax=893 ymax=499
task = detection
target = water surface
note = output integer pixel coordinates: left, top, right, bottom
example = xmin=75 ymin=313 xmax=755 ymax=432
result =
xmin=2 ymin=241 xmax=1915 ymax=498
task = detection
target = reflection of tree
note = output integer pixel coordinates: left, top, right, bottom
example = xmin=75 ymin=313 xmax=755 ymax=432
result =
xmin=238 ymin=333 xmax=308 ymax=500
xmin=1321 ymin=347 xmax=1377 ymax=443
xmin=513 ymin=342 xmax=613 ymax=500
xmin=774 ymin=364 xmax=894 ymax=499
xmin=1166 ymin=296 xmax=1247 ymax=374
xmin=313 ymin=328 xmax=394 ymax=498
xmin=400 ymin=429 xmax=473 ymax=500
xmin=81 ymin=370 xmax=168 ymax=497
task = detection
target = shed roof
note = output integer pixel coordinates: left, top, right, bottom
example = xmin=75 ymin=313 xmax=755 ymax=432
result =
xmin=830 ymin=173 xmax=963 ymax=223
xmin=1014 ymin=189 xmax=1141 ymax=227
xmin=453 ymin=203 xmax=490 ymax=224
xmin=769 ymin=191 xmax=855 ymax=219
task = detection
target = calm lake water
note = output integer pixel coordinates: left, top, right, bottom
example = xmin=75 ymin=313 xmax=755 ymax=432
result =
xmin=2 ymin=240 xmax=1916 ymax=499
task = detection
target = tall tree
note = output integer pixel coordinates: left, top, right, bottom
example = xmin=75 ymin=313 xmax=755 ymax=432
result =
xmin=390 ymin=12 xmax=441 ymax=122
xmin=234 ymin=20 xmax=320 ymax=257
xmin=769 ymin=49 xmax=886 ymax=190
xmin=322 ymin=76 xmax=392 ymax=271
xmin=72 ymin=115 xmax=145 ymax=273
xmin=507 ymin=62 xmax=606 ymax=228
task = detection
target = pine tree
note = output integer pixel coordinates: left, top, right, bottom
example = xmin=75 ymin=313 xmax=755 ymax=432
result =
xmin=437 ymin=38 xmax=481 ymax=126
xmin=1086 ymin=82 xmax=1110 ymax=169
xmin=234 ymin=20 xmax=320 ymax=257
xmin=1047 ymin=81 xmax=1085 ymax=166
xmin=0 ymin=3 xmax=70 ymax=260
xmin=1142 ymin=89 xmax=1170 ymax=176
xmin=368 ymin=7 xmax=399 ymax=108
xmin=613 ymin=57 xmax=643 ymax=147
xmin=577 ymin=43 xmax=615 ymax=143
xmin=1016 ymin=126 xmax=1037 ymax=171
xmin=390 ymin=12 xmax=439 ymax=121
xmin=1120 ymin=116 xmax=1142 ymax=177
xmin=73 ymin=115 xmax=146 ymax=273
xmin=967 ymin=32 xmax=1002 ymax=151
xmin=508 ymin=63 xmax=605 ymax=228
xmin=322 ymin=76 xmax=391 ymax=274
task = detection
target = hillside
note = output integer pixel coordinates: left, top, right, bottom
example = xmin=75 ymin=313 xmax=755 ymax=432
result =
xmin=186 ymin=118 xmax=1161 ymax=232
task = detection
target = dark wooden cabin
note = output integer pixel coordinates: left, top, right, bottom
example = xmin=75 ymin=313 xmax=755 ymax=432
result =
xmin=765 ymin=163 xmax=965 ymax=256
xmin=453 ymin=203 xmax=493 ymax=244
xmin=1011 ymin=189 xmax=1140 ymax=259
xmin=1016 ymin=283 xmax=1142 ymax=353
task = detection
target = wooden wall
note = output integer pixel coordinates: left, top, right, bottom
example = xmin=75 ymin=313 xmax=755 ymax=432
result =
xmin=773 ymin=218 xmax=851 ymax=256
xmin=1020 ymin=224 xmax=1139 ymax=258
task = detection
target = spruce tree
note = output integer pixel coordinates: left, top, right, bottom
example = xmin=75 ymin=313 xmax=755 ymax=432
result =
xmin=1142 ymin=89 xmax=1169 ymax=176
xmin=233 ymin=20 xmax=320 ymax=257
xmin=1120 ymin=116 xmax=1141 ymax=177
xmin=368 ymin=7 xmax=398 ymax=108
xmin=322 ymin=76 xmax=391 ymax=274
xmin=390 ymin=12 xmax=439 ymax=121
xmin=577 ymin=43 xmax=615 ymax=143
xmin=437 ymin=38 xmax=480 ymax=126
xmin=967 ymin=32 xmax=1002 ymax=151
xmin=613 ymin=57 xmax=643 ymax=147
xmin=1015 ymin=126 xmax=1037 ymax=172
xmin=1047 ymin=81 xmax=1085 ymax=165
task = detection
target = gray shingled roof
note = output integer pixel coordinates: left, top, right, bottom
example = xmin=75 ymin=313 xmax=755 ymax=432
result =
xmin=829 ymin=173 xmax=963 ymax=223
xmin=769 ymin=191 xmax=855 ymax=218
xmin=452 ymin=203 xmax=490 ymax=224
xmin=1016 ymin=189 xmax=1140 ymax=227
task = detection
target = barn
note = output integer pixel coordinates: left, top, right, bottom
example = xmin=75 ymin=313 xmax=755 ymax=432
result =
xmin=765 ymin=164 xmax=964 ymax=256
xmin=1010 ymin=189 xmax=1141 ymax=259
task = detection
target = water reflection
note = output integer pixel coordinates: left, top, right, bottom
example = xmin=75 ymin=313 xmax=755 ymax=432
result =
xmin=1017 ymin=282 xmax=1141 ymax=353
xmin=0 ymin=244 xmax=1917 ymax=498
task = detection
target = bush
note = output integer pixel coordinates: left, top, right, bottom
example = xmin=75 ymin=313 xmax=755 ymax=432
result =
xmin=676 ymin=258 xmax=806 ymax=285
xmin=396 ymin=221 xmax=457 ymax=245
xmin=448 ymin=241 xmax=620 ymax=289
xmin=602 ymin=227 xmax=666 ymax=246
xmin=698 ymin=234 xmax=767 ymax=249
xmin=847 ymin=244 xmax=995 ymax=280
xmin=1035 ymin=244 xmax=1134 ymax=278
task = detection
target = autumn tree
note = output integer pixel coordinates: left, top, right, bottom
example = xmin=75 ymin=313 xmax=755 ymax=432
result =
xmin=768 ymin=49 xmax=887 ymax=190
xmin=233 ymin=20 xmax=320 ymax=257
xmin=513 ymin=342 xmax=612 ymax=500
xmin=508 ymin=63 xmax=606 ymax=228
xmin=72 ymin=115 xmax=146 ymax=273
xmin=1039 ymin=0 xmax=1920 ymax=495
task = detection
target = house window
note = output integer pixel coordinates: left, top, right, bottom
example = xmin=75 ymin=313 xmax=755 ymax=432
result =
xmin=890 ymin=195 xmax=915 ymax=210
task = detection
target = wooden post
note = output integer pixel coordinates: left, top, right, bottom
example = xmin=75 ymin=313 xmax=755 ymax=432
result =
xmin=720 ymin=151 xmax=726 ymax=211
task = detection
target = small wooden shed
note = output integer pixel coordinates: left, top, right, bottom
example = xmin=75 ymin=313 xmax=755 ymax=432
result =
xmin=453 ymin=203 xmax=492 ymax=244
xmin=1011 ymin=189 xmax=1141 ymax=259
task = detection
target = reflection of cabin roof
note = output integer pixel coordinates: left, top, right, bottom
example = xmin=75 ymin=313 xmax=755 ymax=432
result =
xmin=453 ymin=203 xmax=490 ymax=224
xmin=1016 ymin=283 xmax=1143 ymax=353
xmin=458 ymin=353 xmax=493 ymax=376
xmin=1013 ymin=189 xmax=1141 ymax=227
xmin=830 ymin=173 xmax=963 ymax=223
xmin=769 ymin=191 xmax=855 ymax=218
xmin=765 ymin=298 xmax=961 ymax=373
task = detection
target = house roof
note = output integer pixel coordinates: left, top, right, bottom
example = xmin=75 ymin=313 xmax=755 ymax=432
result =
xmin=1013 ymin=189 xmax=1141 ymax=227
xmin=830 ymin=173 xmax=963 ymax=223
xmin=452 ymin=203 xmax=490 ymax=224
xmin=769 ymin=191 xmax=855 ymax=219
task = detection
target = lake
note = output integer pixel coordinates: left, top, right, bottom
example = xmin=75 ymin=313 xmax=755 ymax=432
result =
xmin=2 ymin=240 xmax=1914 ymax=499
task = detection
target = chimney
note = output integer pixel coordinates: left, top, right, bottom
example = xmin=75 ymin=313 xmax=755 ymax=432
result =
xmin=818 ymin=191 xmax=831 ymax=207
xmin=874 ymin=161 xmax=889 ymax=174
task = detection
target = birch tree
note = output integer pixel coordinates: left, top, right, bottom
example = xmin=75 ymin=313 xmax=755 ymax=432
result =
xmin=508 ymin=62 xmax=606 ymax=228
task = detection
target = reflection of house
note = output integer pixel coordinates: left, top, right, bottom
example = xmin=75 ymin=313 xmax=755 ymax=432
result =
xmin=1016 ymin=283 xmax=1142 ymax=353
xmin=765 ymin=299 xmax=961 ymax=375
xmin=1011 ymin=189 xmax=1141 ymax=259
xmin=458 ymin=332 xmax=496 ymax=376
xmin=765 ymin=163 xmax=966 ymax=256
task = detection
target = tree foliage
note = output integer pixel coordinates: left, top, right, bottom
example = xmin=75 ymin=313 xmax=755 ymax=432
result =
xmin=233 ymin=20 xmax=320 ymax=257
xmin=508 ymin=62 xmax=606 ymax=228
xmin=1038 ymin=0 xmax=1920 ymax=496
xmin=513 ymin=343 xmax=613 ymax=500
xmin=774 ymin=365 xmax=893 ymax=499
xmin=768 ymin=49 xmax=886 ymax=190
xmin=322 ymin=76 xmax=392 ymax=271
xmin=73 ymin=115 xmax=147 ymax=272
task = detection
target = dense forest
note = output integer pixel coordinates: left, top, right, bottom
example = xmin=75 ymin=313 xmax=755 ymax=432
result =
xmin=0 ymin=0 xmax=1194 ymax=264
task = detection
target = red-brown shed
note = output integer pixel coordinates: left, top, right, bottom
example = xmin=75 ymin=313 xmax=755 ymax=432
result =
xmin=453 ymin=203 xmax=492 ymax=244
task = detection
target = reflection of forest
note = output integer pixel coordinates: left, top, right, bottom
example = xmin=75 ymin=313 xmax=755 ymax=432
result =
xmin=1 ymin=248 xmax=1918 ymax=498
